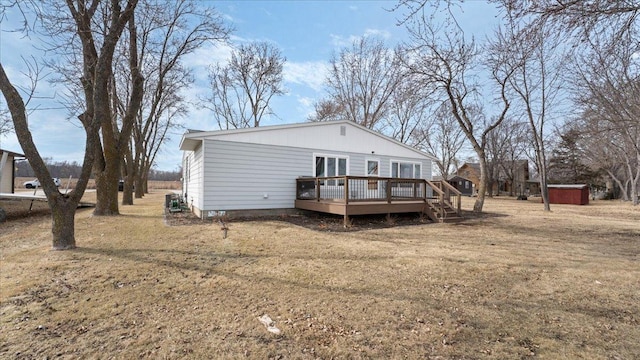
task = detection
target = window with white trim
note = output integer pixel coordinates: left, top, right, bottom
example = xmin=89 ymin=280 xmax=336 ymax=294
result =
xmin=391 ymin=160 xmax=421 ymax=188
xmin=391 ymin=161 xmax=421 ymax=179
xmin=315 ymin=154 xmax=347 ymax=185
xmin=366 ymin=159 xmax=380 ymax=190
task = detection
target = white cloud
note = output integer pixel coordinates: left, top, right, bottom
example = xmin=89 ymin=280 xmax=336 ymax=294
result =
xmin=297 ymin=96 xmax=314 ymax=108
xmin=182 ymin=42 xmax=234 ymax=69
xmin=296 ymin=96 xmax=316 ymax=119
xmin=364 ymin=28 xmax=392 ymax=39
xmin=329 ymin=34 xmax=361 ymax=48
xmin=283 ymin=61 xmax=328 ymax=92
xmin=329 ymin=28 xmax=392 ymax=48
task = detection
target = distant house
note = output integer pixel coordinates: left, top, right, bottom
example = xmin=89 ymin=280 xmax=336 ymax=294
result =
xmin=455 ymin=160 xmax=530 ymax=196
xmin=179 ymin=120 xmax=436 ymax=219
xmin=0 ymin=149 xmax=25 ymax=194
xmin=447 ymin=175 xmax=474 ymax=196
xmin=455 ymin=163 xmax=481 ymax=194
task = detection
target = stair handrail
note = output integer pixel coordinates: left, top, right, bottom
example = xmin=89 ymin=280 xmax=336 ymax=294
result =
xmin=424 ymin=180 xmax=448 ymax=218
xmin=434 ymin=179 xmax=462 ymax=215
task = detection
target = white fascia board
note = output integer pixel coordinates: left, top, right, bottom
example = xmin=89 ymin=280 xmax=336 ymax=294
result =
xmin=178 ymin=120 xmax=437 ymax=161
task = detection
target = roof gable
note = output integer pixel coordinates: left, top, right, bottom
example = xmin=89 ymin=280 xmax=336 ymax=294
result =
xmin=180 ymin=120 xmax=436 ymax=160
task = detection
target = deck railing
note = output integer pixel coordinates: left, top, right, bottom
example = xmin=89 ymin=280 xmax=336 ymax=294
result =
xmin=296 ymin=176 xmax=461 ymax=215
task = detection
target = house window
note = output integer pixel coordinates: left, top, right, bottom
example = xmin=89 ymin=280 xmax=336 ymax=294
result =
xmin=366 ymin=159 xmax=379 ymax=190
xmin=315 ymin=154 xmax=347 ymax=185
xmin=367 ymin=160 xmax=379 ymax=176
xmin=391 ymin=161 xmax=421 ymax=188
xmin=391 ymin=161 xmax=421 ymax=179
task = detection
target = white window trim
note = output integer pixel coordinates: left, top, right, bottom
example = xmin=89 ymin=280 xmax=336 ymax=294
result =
xmin=312 ymin=153 xmax=350 ymax=177
xmin=390 ymin=159 xmax=423 ymax=179
xmin=365 ymin=158 xmax=380 ymax=177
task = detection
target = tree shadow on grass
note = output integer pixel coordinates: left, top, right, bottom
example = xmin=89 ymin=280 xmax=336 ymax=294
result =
xmin=72 ymin=246 xmax=443 ymax=304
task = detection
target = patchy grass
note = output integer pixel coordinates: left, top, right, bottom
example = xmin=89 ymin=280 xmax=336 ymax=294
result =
xmin=1 ymin=193 xmax=638 ymax=359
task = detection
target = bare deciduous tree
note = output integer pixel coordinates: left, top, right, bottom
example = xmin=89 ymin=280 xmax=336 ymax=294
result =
xmin=494 ymin=118 xmax=528 ymax=196
xmin=317 ymin=36 xmax=404 ymax=130
xmin=206 ymin=41 xmax=285 ymax=129
xmin=93 ymin=9 xmax=145 ymax=213
xmin=571 ymin=37 xmax=640 ymax=205
xmin=32 ymin=0 xmax=142 ymax=216
xmin=121 ymin=0 xmax=229 ymax=200
xmin=496 ymin=0 xmax=640 ymax=45
xmin=485 ymin=116 xmax=509 ymax=197
xmin=0 ymin=0 xmax=138 ymax=249
xmin=382 ymin=73 xmax=431 ymax=144
xmin=401 ymin=11 xmax=517 ymax=212
xmin=308 ymin=98 xmax=345 ymax=122
xmin=493 ymin=19 xmax=566 ymax=211
xmin=413 ymin=101 xmax=467 ymax=179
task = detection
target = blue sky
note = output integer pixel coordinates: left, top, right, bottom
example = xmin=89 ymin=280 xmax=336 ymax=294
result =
xmin=0 ymin=1 xmax=500 ymax=171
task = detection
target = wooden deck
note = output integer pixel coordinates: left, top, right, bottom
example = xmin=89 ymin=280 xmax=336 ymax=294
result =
xmin=295 ymin=176 xmax=462 ymax=225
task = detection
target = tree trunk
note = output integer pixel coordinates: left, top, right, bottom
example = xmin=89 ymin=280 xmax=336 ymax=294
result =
xmin=537 ymin=151 xmax=551 ymax=211
xmin=93 ymin=162 xmax=120 ymax=215
xmin=141 ymin=170 xmax=150 ymax=194
xmin=134 ymin=175 xmax=145 ymax=198
xmin=473 ymin=157 xmax=488 ymax=213
xmin=606 ymin=169 xmax=629 ymax=201
xmin=50 ymin=197 xmax=78 ymax=250
xmin=122 ymin=180 xmax=134 ymax=205
xmin=133 ymin=140 xmax=144 ymax=199
xmin=122 ymin=147 xmax=135 ymax=205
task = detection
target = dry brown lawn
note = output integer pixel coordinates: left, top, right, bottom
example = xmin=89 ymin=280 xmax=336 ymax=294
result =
xmin=1 ymin=193 xmax=638 ymax=359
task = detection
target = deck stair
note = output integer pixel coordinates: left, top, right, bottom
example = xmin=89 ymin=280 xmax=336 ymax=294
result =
xmin=426 ymin=201 xmax=462 ymax=223
xmin=424 ymin=180 xmax=463 ymax=223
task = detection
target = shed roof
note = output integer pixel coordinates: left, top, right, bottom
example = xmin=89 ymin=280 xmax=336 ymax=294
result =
xmin=179 ymin=120 xmax=437 ymax=161
xmin=548 ymin=184 xmax=588 ymax=189
xmin=0 ymin=149 xmax=25 ymax=158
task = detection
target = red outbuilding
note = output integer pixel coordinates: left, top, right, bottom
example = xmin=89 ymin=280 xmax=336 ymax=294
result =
xmin=547 ymin=184 xmax=589 ymax=205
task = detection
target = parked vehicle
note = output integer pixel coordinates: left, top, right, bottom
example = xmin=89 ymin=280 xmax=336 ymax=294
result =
xmin=118 ymin=180 xmax=134 ymax=192
xmin=23 ymin=178 xmax=61 ymax=189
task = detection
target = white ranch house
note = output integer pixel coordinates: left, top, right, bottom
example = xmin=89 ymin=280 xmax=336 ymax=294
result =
xmin=179 ymin=120 xmax=453 ymax=220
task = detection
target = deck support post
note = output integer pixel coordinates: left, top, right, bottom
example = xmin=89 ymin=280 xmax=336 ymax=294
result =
xmin=343 ymin=214 xmax=350 ymax=228
xmin=344 ymin=177 xmax=349 ymax=204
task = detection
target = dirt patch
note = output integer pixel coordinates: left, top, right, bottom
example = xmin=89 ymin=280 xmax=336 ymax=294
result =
xmin=1 ymin=193 xmax=639 ymax=359
xmin=164 ymin=207 xmax=432 ymax=232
